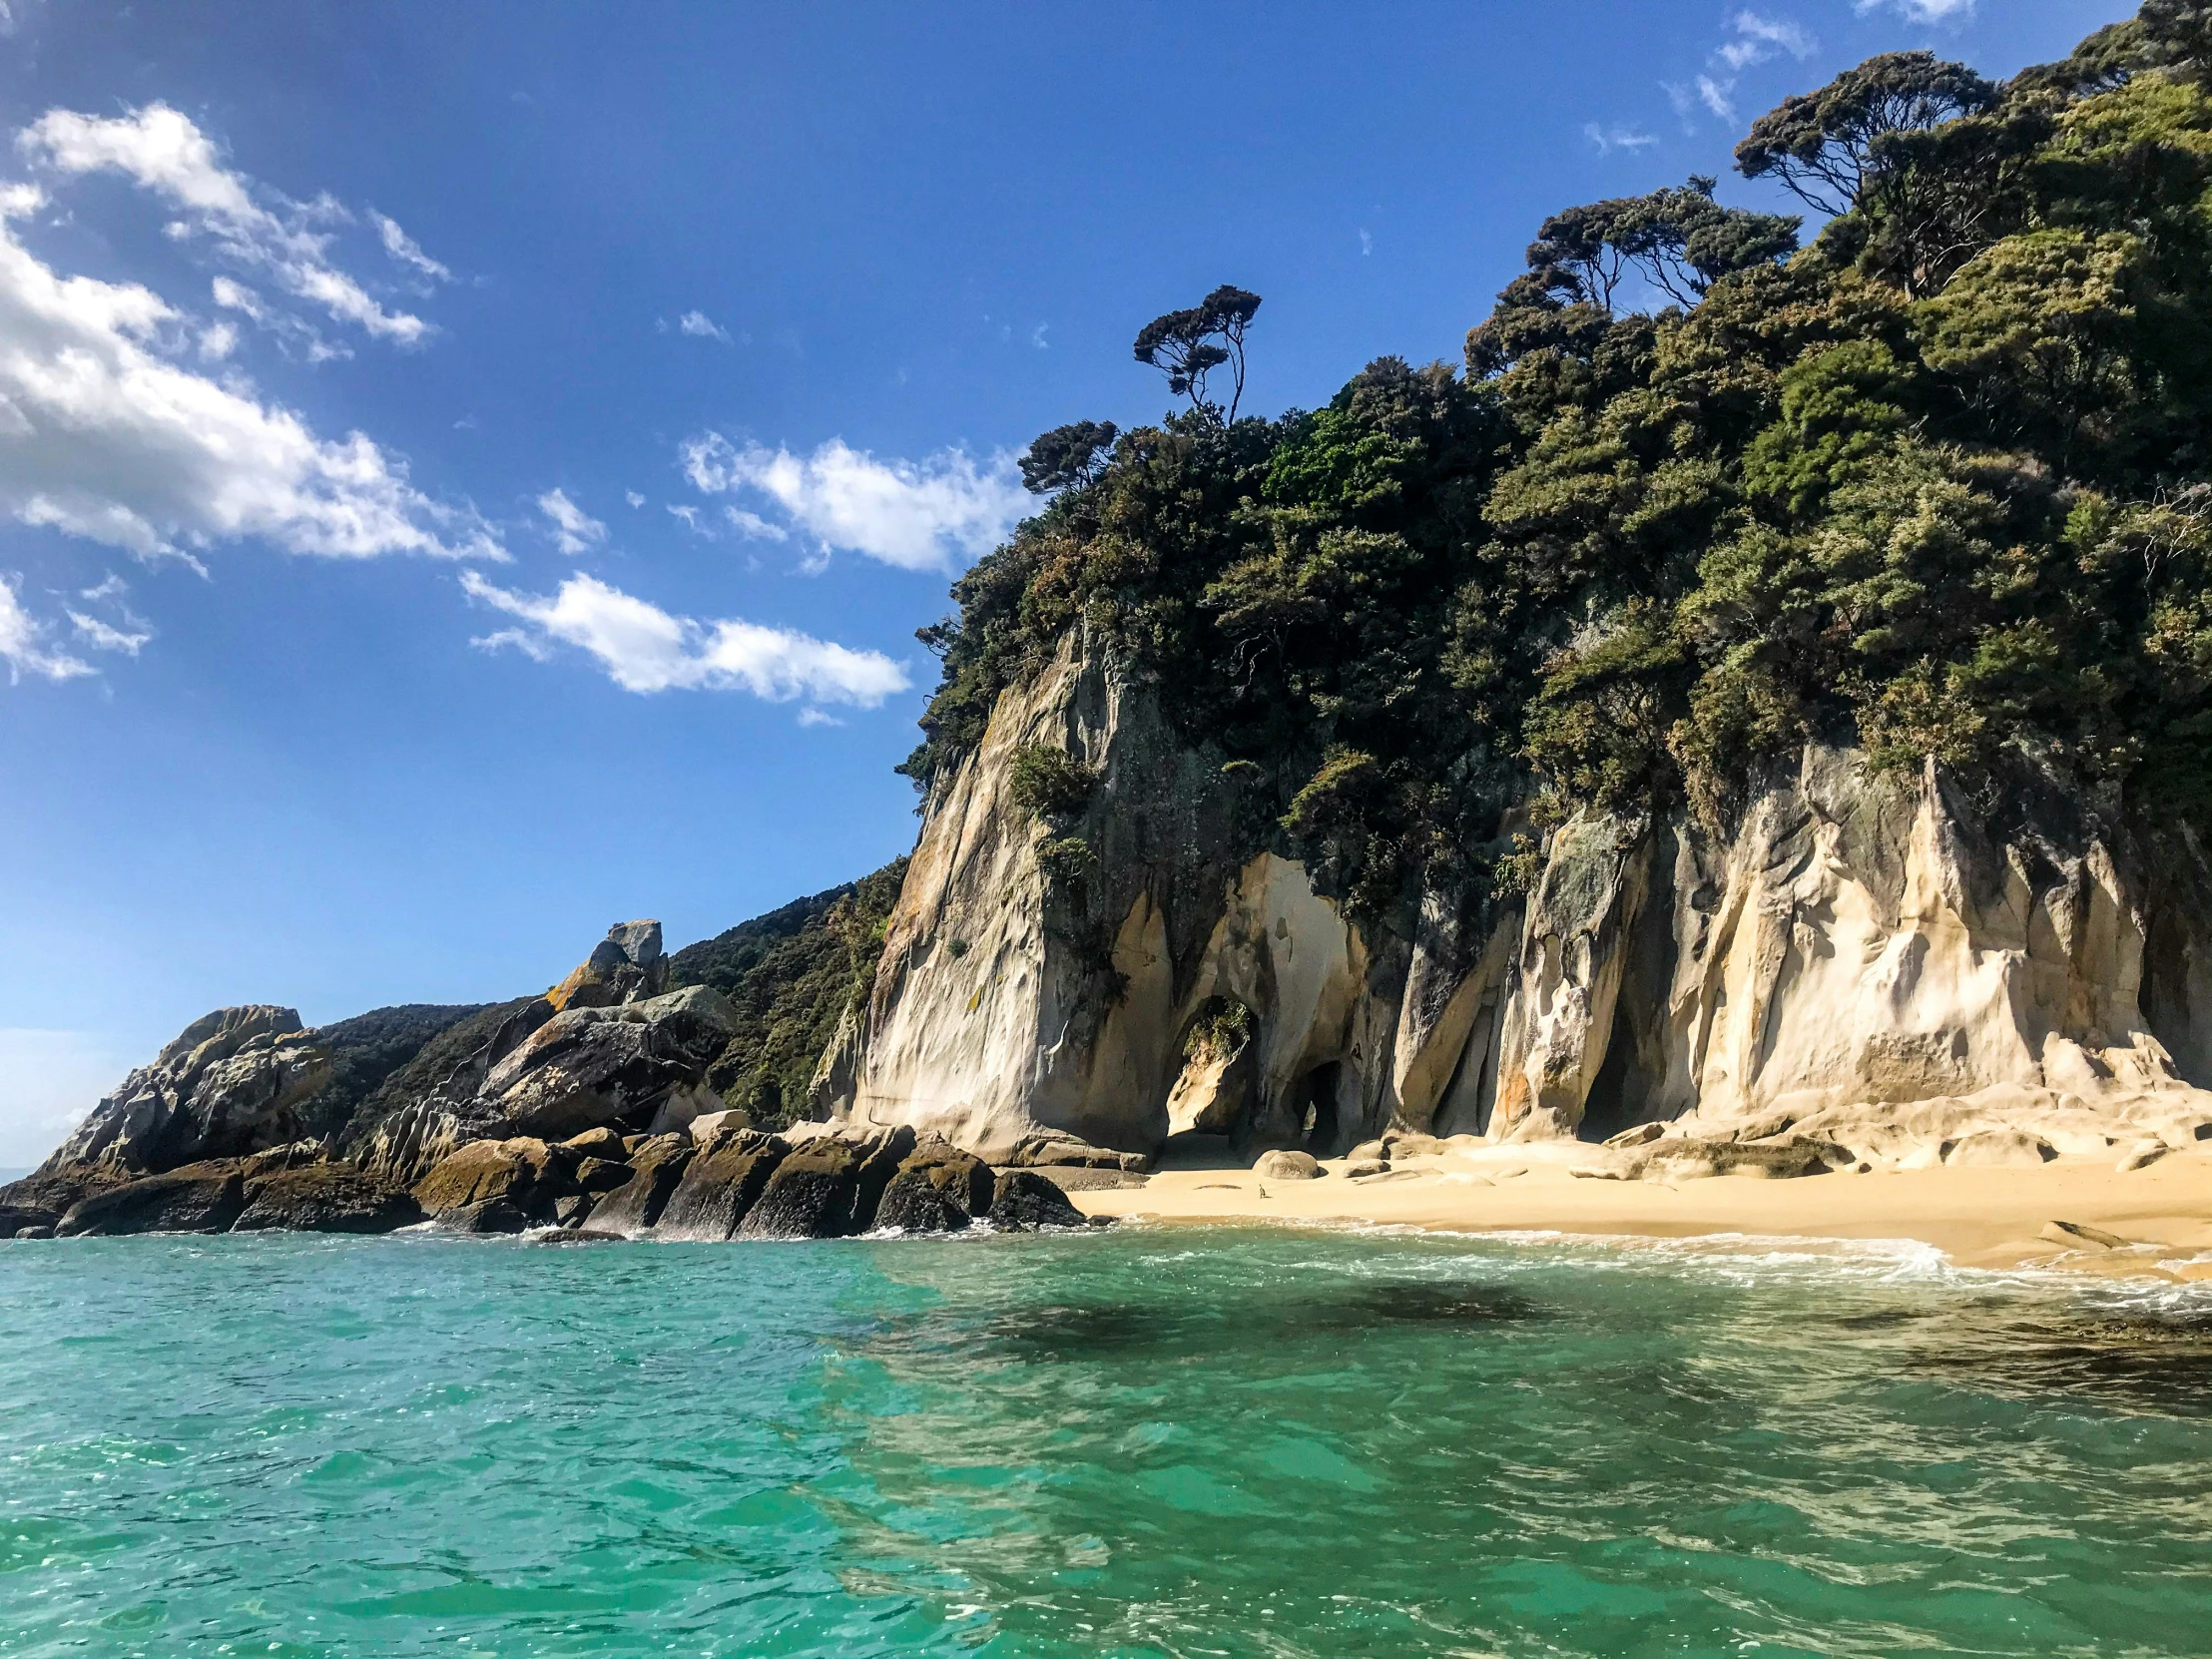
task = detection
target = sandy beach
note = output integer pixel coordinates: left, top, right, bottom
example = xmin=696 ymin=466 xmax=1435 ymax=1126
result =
xmin=1071 ymin=1140 xmax=2212 ymax=1282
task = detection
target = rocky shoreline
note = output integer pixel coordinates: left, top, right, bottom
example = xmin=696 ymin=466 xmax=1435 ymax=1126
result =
xmin=0 ymin=918 xmax=1092 ymax=1244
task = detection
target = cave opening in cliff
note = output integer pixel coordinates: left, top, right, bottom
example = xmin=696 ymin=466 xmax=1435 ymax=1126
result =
xmin=1295 ymin=1061 xmax=1348 ymax=1155
xmin=1576 ymin=997 xmax=1646 ymax=1144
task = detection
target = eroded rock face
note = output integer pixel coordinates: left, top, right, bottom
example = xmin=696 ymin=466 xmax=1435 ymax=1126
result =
xmin=44 ymin=1008 xmax=330 ymax=1177
xmin=823 ymin=637 xmax=2212 ymax=1163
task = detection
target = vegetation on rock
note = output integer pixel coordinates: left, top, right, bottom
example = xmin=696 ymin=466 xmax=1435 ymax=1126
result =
xmin=667 ymin=859 xmax=908 ymax=1130
xmin=900 ymin=6 xmax=2212 ymax=930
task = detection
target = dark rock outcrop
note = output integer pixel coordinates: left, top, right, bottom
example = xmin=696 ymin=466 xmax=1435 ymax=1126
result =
xmin=873 ymin=1139 xmax=996 ymax=1233
xmin=232 ymin=1164 xmax=422 ymax=1233
xmin=652 ymin=1131 xmax=790 ymax=1240
xmin=986 ymin=1169 xmax=1087 ymax=1230
xmin=584 ymin=1134 xmax=694 ymax=1233
xmin=58 ymin=1164 xmax=248 ymax=1236
xmin=739 ymin=1127 xmax=915 ymax=1239
xmin=411 ymin=1137 xmax=575 ymax=1232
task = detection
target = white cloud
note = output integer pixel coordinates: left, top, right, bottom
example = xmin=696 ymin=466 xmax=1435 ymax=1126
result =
xmin=369 ymin=210 xmax=449 ymax=281
xmin=67 ymin=609 xmax=150 ymax=654
xmin=667 ymin=503 xmax=708 ymax=535
xmin=1586 ymin=123 xmax=1658 ymax=155
xmin=0 ymin=574 xmax=92 ymax=681
xmin=796 ymin=707 xmax=842 ymax=728
xmin=537 ymin=487 xmax=606 ymax=555
xmin=196 ymin=319 xmax=237 ymax=360
xmin=67 ymin=576 xmax=153 ymax=655
xmin=679 ymin=308 xmax=732 ymax=342
xmin=725 ymin=505 xmax=788 ymax=541
xmin=1857 ymin=0 xmax=1972 ymax=21
xmin=1717 ymin=12 xmax=1817 ymax=71
xmin=0 ymin=188 xmax=499 ymax=565
xmin=625 ymin=490 xmax=645 ymax=508
xmin=462 ymin=570 xmax=909 ymax=706
xmin=20 ymin=103 xmax=431 ymax=346
xmin=1696 ymin=75 xmax=1738 ymax=121
xmin=680 ymin=433 xmax=1027 ymax=572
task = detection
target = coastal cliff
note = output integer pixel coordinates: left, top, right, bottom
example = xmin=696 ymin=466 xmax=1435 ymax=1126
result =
xmin=823 ymin=630 xmax=2212 ymax=1165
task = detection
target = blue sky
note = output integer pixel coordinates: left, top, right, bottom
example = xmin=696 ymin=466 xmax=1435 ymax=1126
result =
xmin=0 ymin=0 xmax=2125 ymax=1161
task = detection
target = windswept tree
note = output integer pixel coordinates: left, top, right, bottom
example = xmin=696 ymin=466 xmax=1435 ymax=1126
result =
xmin=1134 ymin=285 xmax=1264 ymax=421
xmin=1019 ymin=420 xmax=1119 ymax=493
xmin=1527 ymin=177 xmax=1799 ymax=310
xmin=1735 ymin=51 xmax=1998 ymax=217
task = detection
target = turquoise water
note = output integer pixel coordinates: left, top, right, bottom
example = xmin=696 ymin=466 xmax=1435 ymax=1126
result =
xmin=2 ymin=1227 xmax=2209 ymax=1658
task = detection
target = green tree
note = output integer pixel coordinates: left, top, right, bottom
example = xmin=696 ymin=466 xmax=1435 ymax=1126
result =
xmin=1134 ymin=285 xmax=1264 ymax=420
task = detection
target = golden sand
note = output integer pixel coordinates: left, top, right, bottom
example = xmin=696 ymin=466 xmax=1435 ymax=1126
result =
xmin=1071 ymin=1143 xmax=2212 ymax=1283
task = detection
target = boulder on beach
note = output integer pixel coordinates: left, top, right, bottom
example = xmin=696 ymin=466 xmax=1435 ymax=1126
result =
xmin=985 ymin=1169 xmax=1087 ymax=1230
xmin=1255 ymin=1150 xmax=1322 ymax=1181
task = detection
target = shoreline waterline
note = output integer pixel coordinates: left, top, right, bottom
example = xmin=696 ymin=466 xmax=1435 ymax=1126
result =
xmin=1071 ymin=1145 xmax=2212 ymax=1284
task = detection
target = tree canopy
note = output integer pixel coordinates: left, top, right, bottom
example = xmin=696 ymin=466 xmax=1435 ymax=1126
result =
xmin=1133 ymin=285 xmax=1264 ymax=421
xmin=899 ymin=6 xmax=2212 ymax=936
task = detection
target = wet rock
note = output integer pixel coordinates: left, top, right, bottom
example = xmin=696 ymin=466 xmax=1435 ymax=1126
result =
xmin=1255 ymin=1150 xmax=1322 ymax=1180
xmin=1943 ymin=1130 xmax=2057 ymax=1169
xmin=873 ymin=1140 xmax=994 ymax=1234
xmin=232 ymin=1164 xmax=421 ymax=1233
xmin=537 ymin=1228 xmax=628 ymax=1246
xmin=653 ymin=1132 xmax=791 ymax=1240
xmin=13 ymin=1226 xmax=54 ymax=1240
xmin=411 ymin=1137 xmax=574 ymax=1229
xmin=437 ymin=1198 xmax=536 ymax=1234
xmin=0 ymin=1204 xmax=62 ymax=1237
xmin=586 ymin=1135 xmax=696 ymax=1234
xmin=740 ymin=1127 xmax=915 ymax=1239
xmin=2040 ymin=1219 xmax=2133 ymax=1251
xmin=58 ymin=1164 xmax=248 ymax=1236
xmin=986 ymin=1169 xmax=1087 ymax=1230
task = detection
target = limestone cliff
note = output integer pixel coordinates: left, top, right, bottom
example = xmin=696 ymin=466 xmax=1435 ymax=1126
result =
xmin=821 ymin=635 xmax=2212 ymax=1162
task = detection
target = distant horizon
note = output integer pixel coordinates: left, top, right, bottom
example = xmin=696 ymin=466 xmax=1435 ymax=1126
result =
xmin=0 ymin=0 xmax=2126 ymax=1162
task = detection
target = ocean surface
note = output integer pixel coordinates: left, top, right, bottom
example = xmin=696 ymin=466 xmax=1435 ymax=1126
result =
xmin=2 ymin=1225 xmax=2208 ymax=1658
